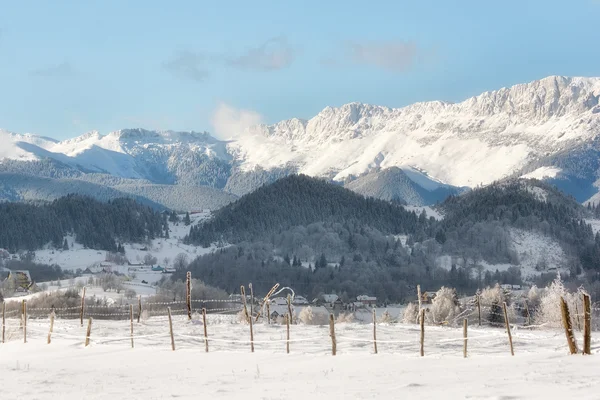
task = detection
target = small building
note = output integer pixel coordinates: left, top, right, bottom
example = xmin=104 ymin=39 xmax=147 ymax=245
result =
xmin=322 ymin=294 xmax=339 ymax=304
xmin=271 ymin=297 xmax=289 ymax=306
xmin=7 ymin=270 xmax=33 ymax=292
xmin=292 ymin=295 xmax=309 ymax=305
xmin=356 ymin=295 xmax=377 ymax=306
xmin=151 ymin=266 xmax=165 ymax=272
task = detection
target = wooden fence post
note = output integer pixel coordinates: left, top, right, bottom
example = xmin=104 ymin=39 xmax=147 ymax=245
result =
xmin=85 ymin=317 xmax=92 ymax=347
xmin=417 ymin=285 xmax=422 ymax=324
xmin=80 ymin=286 xmax=86 ymax=327
xmin=249 ymin=283 xmax=254 ymax=320
xmin=583 ymin=293 xmax=591 ymax=355
xmin=420 ymin=309 xmax=425 ymax=357
xmin=23 ymin=300 xmax=27 ymax=344
xmin=286 ymin=313 xmax=290 ymax=354
xmin=502 ymin=302 xmax=514 ymax=356
xmin=130 ymin=304 xmax=134 ymax=349
xmin=48 ymin=311 xmax=55 ymax=344
xmin=329 ymin=314 xmax=336 ymax=356
xmin=137 ymin=295 xmax=142 ymax=324
xmin=202 ymin=308 xmax=208 ymax=353
xmin=373 ymin=308 xmax=378 ymax=354
xmin=287 ymin=294 xmax=293 ymax=324
xmin=249 ymin=307 xmax=255 ymax=353
xmin=575 ymin=301 xmax=581 ymax=332
xmin=463 ymin=318 xmax=468 ymax=358
xmin=560 ymin=297 xmax=578 ymax=354
xmin=167 ymin=307 xmax=175 ymax=351
xmin=1 ymin=301 xmax=5 ymax=343
xmin=186 ymin=271 xmax=192 ymax=320
xmin=254 ymin=283 xmax=280 ymax=322
xmin=477 ymin=294 xmax=482 ymax=327
xmin=266 ymin=301 xmax=270 ymax=325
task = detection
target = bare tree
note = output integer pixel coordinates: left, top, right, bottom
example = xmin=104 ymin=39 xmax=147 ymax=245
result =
xmin=173 ymin=253 xmax=189 ymax=270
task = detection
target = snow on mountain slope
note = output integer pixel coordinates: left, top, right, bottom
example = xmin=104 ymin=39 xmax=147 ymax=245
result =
xmin=229 ymin=76 xmax=600 ymax=186
xmin=2 ymin=76 xmax=600 ymax=204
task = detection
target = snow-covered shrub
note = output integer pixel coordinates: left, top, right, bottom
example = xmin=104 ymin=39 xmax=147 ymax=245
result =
xmin=140 ymin=309 xmax=149 ymax=323
xmin=401 ymin=302 xmax=419 ymax=324
xmin=535 ymin=274 xmax=582 ymax=328
xmin=298 ymin=306 xmax=329 ymax=325
xmin=379 ymin=310 xmax=392 ymax=323
xmin=336 ymin=312 xmax=354 ymax=323
xmin=478 ymin=284 xmax=507 ymax=324
xmin=427 ymin=287 xmax=461 ymax=325
xmin=236 ymin=309 xmax=250 ymax=324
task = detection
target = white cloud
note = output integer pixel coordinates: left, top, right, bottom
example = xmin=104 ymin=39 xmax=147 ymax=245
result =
xmin=163 ymin=51 xmax=209 ymax=82
xmin=227 ymin=36 xmax=295 ymax=71
xmin=323 ymin=40 xmax=424 ymax=73
xmin=30 ymin=62 xmax=77 ymax=78
xmin=211 ymin=103 xmax=264 ymax=140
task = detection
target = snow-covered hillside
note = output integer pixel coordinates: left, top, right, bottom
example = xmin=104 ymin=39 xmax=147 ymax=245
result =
xmin=2 ymin=75 xmax=600 ymax=203
xmin=23 ymin=213 xmax=218 ymax=284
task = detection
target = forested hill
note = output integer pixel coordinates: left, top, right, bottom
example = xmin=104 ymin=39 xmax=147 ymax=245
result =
xmin=0 ymin=195 xmax=167 ymax=252
xmin=179 ymin=176 xmax=600 ymax=302
xmin=185 ymin=174 xmax=432 ymax=246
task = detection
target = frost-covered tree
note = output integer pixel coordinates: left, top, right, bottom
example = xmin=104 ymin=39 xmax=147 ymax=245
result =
xmin=428 ymin=287 xmax=461 ymax=325
xmin=401 ymin=302 xmax=419 ymax=324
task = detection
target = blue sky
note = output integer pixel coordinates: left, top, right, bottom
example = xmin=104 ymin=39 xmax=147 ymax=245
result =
xmin=1 ymin=0 xmax=599 ymax=140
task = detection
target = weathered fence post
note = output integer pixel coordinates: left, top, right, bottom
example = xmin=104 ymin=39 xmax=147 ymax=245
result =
xmin=23 ymin=300 xmax=27 ymax=344
xmin=167 ymin=307 xmax=175 ymax=351
xmin=249 ymin=306 xmax=255 ymax=353
xmin=130 ymin=304 xmax=134 ymax=349
xmin=329 ymin=314 xmax=336 ymax=356
xmin=575 ymin=301 xmax=581 ymax=332
xmin=417 ymin=284 xmax=422 ymax=324
xmin=420 ymin=309 xmax=425 ymax=357
xmin=560 ymin=297 xmax=578 ymax=354
xmin=249 ymin=283 xmax=254 ymax=320
xmin=254 ymin=283 xmax=280 ymax=322
xmin=266 ymin=301 xmax=270 ymax=325
xmin=47 ymin=311 xmax=55 ymax=344
xmin=80 ymin=286 xmax=86 ymax=327
xmin=287 ymin=294 xmax=293 ymax=324
xmin=503 ymin=302 xmax=514 ymax=356
xmin=286 ymin=313 xmax=290 ymax=354
xmin=85 ymin=317 xmax=92 ymax=347
xmin=477 ymin=294 xmax=482 ymax=327
xmin=463 ymin=318 xmax=468 ymax=358
xmin=373 ymin=308 xmax=378 ymax=354
xmin=186 ymin=271 xmax=192 ymax=320
xmin=583 ymin=293 xmax=591 ymax=355
xmin=202 ymin=308 xmax=208 ymax=353
xmin=137 ymin=295 xmax=142 ymax=324
xmin=1 ymin=302 xmax=5 ymax=343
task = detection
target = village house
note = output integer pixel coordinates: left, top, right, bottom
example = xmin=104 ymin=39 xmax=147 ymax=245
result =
xmin=356 ymin=295 xmax=377 ymax=306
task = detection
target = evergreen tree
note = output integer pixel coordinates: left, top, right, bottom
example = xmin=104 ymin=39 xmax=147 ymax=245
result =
xmin=184 ymin=212 xmax=191 ymax=226
xmin=62 ymin=238 xmax=69 ymax=251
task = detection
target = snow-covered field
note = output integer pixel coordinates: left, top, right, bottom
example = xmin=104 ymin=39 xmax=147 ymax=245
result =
xmin=1 ymin=315 xmax=599 ymax=399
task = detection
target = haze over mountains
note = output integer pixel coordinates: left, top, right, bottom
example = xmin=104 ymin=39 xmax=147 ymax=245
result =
xmin=1 ymin=75 xmax=600 ymax=209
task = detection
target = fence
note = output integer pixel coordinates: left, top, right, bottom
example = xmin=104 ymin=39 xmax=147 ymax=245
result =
xmin=0 ymin=293 xmax=596 ymax=357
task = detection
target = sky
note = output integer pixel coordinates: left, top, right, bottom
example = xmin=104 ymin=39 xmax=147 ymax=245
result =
xmin=0 ymin=0 xmax=599 ymax=140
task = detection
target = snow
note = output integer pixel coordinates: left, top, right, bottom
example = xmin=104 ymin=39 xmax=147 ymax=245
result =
xmin=24 ymin=213 xmax=216 ymax=285
xmin=1 ymin=316 xmax=599 ymax=399
xmin=521 ymin=166 xmax=562 ymax=180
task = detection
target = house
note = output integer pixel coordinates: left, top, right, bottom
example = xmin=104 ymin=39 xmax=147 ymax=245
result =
xmin=162 ymin=267 xmax=176 ymax=274
xmin=127 ymin=261 xmax=145 ymax=267
xmin=292 ymin=295 xmax=309 ymax=305
xmin=271 ymin=297 xmax=289 ymax=306
xmin=322 ymin=294 xmax=339 ymax=304
xmin=100 ymin=262 xmax=114 ymax=273
xmin=332 ymin=298 xmax=345 ymax=311
xmin=151 ymin=266 xmax=165 ymax=272
xmin=421 ymin=291 xmax=434 ymax=304
xmin=7 ymin=270 xmax=34 ymax=292
xmin=356 ymin=295 xmax=377 ymax=306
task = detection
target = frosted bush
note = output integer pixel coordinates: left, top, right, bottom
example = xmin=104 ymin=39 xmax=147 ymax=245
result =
xmin=336 ymin=312 xmax=354 ymax=323
xmin=428 ymin=287 xmax=461 ymax=325
xmin=535 ymin=274 xmax=582 ymax=328
xmin=237 ymin=309 xmax=250 ymax=324
xmin=298 ymin=306 xmax=329 ymax=325
xmin=527 ymin=285 xmax=541 ymax=308
xmin=379 ymin=310 xmax=392 ymax=323
xmin=140 ymin=309 xmax=149 ymax=323
xmin=401 ymin=302 xmax=419 ymax=324
xmin=478 ymin=284 xmax=506 ymax=324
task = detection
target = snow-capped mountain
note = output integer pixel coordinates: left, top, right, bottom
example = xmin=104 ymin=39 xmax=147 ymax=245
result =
xmin=2 ymin=75 xmax=600 ymax=206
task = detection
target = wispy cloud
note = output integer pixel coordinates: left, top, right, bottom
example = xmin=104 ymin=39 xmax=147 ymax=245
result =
xmin=324 ymin=40 xmax=425 ymax=73
xmin=30 ymin=62 xmax=77 ymax=78
xmin=164 ymin=36 xmax=296 ymax=82
xmin=211 ymin=102 xmax=263 ymax=140
xmin=162 ymin=51 xmax=209 ymax=82
xmin=226 ymin=36 xmax=295 ymax=71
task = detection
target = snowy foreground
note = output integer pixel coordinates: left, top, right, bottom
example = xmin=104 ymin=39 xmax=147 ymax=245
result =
xmin=1 ymin=315 xmax=600 ymax=399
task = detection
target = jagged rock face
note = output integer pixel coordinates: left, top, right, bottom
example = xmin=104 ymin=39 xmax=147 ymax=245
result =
xmin=2 ymin=76 xmax=600 ymax=204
